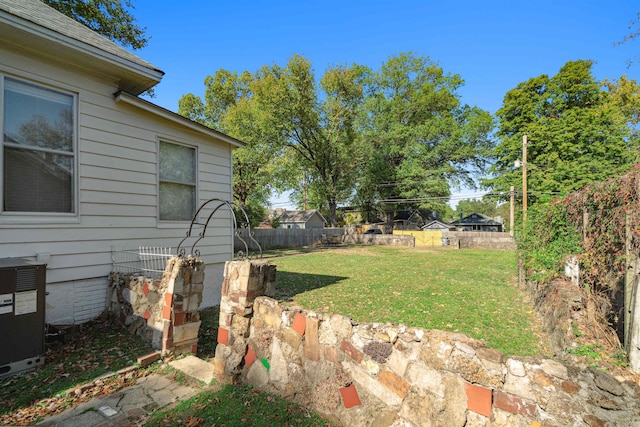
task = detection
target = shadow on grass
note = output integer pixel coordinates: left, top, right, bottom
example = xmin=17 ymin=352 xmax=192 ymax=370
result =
xmin=274 ymin=270 xmax=348 ymax=302
xmin=195 ymin=270 xmax=346 ymax=361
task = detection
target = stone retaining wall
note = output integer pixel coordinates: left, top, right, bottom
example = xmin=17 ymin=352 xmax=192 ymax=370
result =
xmin=527 ymin=278 xmax=584 ymax=356
xmin=108 ymin=255 xmax=204 ymax=356
xmin=342 ymin=234 xmax=415 ymax=247
xmin=213 ymin=260 xmax=640 ymax=426
xmin=443 ymin=231 xmax=517 ymax=250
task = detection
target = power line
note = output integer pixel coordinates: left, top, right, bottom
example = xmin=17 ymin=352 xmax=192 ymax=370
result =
xmin=269 ymin=190 xmax=566 ymax=209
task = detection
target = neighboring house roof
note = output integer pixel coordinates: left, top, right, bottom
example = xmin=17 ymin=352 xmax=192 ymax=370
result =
xmin=279 ymin=209 xmax=326 ymax=224
xmin=0 ymin=0 xmax=163 ymax=94
xmin=450 ymin=213 xmax=503 ymax=227
xmin=422 ymin=220 xmax=452 ymax=230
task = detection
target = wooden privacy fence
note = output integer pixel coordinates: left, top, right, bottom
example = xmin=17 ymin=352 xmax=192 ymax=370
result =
xmin=235 ymin=228 xmax=345 ymax=250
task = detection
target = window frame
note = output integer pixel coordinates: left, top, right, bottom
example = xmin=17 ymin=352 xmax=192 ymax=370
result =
xmin=157 ymin=138 xmax=198 ymax=223
xmin=0 ymin=75 xmax=79 ymax=222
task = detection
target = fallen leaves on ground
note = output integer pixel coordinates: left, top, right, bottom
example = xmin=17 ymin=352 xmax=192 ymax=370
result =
xmin=0 ymin=368 xmax=148 ymax=426
xmin=0 ymin=316 xmax=153 ymax=426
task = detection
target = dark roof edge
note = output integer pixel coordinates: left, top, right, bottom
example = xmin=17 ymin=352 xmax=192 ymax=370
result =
xmin=114 ymin=92 xmax=245 ymax=148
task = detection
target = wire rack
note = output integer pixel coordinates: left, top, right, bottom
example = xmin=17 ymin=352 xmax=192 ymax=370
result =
xmin=111 ymin=246 xmax=174 ymax=279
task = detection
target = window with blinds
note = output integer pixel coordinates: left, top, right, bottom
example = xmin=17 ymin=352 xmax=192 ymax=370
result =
xmin=2 ymin=77 xmax=75 ymax=213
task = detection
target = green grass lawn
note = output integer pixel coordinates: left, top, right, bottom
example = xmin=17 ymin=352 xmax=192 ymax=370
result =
xmin=147 ymin=384 xmax=335 ymax=427
xmin=270 ymin=246 xmax=546 ymax=356
xmin=1 ymin=246 xmax=545 ymax=425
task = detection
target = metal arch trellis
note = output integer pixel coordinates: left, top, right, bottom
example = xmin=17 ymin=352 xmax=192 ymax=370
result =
xmin=176 ymin=198 xmax=262 ymax=259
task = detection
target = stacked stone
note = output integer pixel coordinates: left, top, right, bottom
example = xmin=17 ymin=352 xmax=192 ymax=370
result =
xmin=341 ymin=234 xmax=416 ymax=247
xmin=212 ymin=259 xmax=276 ymax=380
xmin=108 ymin=256 xmax=205 ymax=357
xmin=108 ymin=272 xmax=166 ymax=346
xmin=221 ymin=295 xmax=640 ymax=427
xmin=162 ymin=256 xmax=205 ymax=356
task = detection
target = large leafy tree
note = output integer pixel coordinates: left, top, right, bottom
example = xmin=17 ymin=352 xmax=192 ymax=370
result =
xmin=180 ymin=55 xmax=364 ymax=226
xmin=43 ymin=0 xmax=148 ymax=49
xmin=357 ymin=53 xmax=494 ymax=222
xmin=182 ymin=53 xmax=495 ymax=226
xmin=486 ymin=60 xmax=635 ymax=201
xmin=280 ymin=56 xmax=365 ymax=225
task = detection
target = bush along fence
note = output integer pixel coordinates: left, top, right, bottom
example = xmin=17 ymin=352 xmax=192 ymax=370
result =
xmin=521 ymin=165 xmax=640 ymax=371
xmin=212 ymin=260 xmax=640 ymax=426
xmin=108 ymin=255 xmax=204 ymax=356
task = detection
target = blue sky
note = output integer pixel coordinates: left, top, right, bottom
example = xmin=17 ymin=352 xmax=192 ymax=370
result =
xmin=133 ymin=1 xmax=640 ymax=207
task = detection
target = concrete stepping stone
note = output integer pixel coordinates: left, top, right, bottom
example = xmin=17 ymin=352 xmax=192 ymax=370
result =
xmin=169 ymin=355 xmax=214 ymax=384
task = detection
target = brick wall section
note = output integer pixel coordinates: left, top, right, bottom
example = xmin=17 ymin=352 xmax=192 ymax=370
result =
xmin=108 ymin=255 xmax=204 ymax=356
xmin=213 ymin=260 xmax=640 ymax=426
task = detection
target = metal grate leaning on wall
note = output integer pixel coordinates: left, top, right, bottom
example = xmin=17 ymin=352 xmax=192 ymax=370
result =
xmin=111 ymin=246 xmax=173 ymax=279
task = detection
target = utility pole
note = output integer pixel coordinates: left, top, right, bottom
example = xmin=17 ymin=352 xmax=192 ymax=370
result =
xmin=509 ymin=186 xmax=515 ymax=237
xmin=522 ymin=135 xmax=528 ymax=226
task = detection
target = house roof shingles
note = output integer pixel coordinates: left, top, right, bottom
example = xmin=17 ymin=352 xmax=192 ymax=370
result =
xmin=450 ymin=213 xmax=503 ymax=226
xmin=0 ymin=0 xmax=160 ymax=72
xmin=279 ymin=209 xmax=326 ymax=224
xmin=0 ymin=0 xmax=246 ymax=148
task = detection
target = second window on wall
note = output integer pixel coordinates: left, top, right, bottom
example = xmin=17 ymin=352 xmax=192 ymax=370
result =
xmin=158 ymin=140 xmax=196 ymax=221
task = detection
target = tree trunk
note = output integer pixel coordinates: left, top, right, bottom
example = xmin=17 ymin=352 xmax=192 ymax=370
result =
xmin=328 ymin=200 xmax=338 ymax=227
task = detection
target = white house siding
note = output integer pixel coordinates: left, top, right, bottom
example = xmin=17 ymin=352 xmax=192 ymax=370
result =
xmin=0 ymin=44 xmax=234 ymax=325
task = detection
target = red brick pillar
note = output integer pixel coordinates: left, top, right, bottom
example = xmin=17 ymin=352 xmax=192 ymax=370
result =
xmin=213 ymin=259 xmax=276 ymax=380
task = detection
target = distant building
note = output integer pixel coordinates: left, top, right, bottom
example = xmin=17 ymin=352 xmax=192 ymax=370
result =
xmin=422 ymin=220 xmax=454 ymax=231
xmin=278 ymin=209 xmax=326 ymax=229
xmin=449 ymin=213 xmax=504 ymax=232
xmin=393 ymin=209 xmax=425 ymax=230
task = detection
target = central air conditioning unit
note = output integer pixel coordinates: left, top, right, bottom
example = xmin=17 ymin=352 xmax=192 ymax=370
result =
xmin=0 ymin=258 xmax=46 ymax=379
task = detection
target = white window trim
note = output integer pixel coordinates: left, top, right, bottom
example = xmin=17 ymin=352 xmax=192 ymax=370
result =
xmin=0 ymin=74 xmax=79 ymax=224
xmin=157 ymin=138 xmax=198 ymax=226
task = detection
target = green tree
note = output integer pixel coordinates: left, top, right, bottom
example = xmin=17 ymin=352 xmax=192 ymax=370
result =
xmin=357 ymin=53 xmax=494 ymax=224
xmin=454 ymin=198 xmax=498 ymax=220
xmin=277 ymin=56 xmax=365 ymax=226
xmin=233 ymin=196 xmax=266 ymax=228
xmin=603 ymin=75 xmax=640 ymax=152
xmin=43 ymin=0 xmax=148 ymax=49
xmin=181 ymin=55 xmax=365 ymax=227
xmin=485 ymin=60 xmax=635 ymax=201
xmin=178 ymin=68 xmax=289 ymax=215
